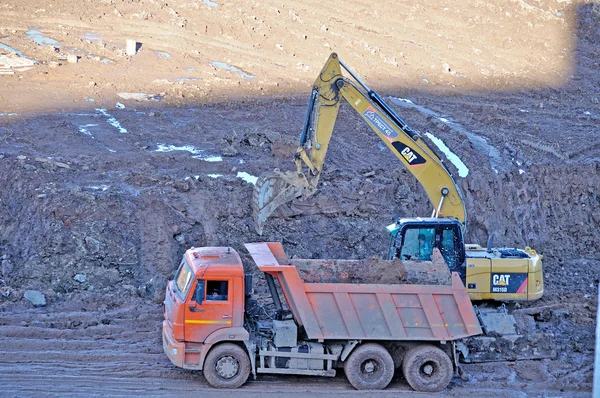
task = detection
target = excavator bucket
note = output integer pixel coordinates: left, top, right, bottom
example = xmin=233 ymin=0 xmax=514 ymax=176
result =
xmin=252 ymin=171 xmax=313 ymax=235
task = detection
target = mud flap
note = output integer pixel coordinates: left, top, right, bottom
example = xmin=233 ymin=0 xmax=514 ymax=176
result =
xmin=452 ymin=341 xmax=469 ymax=381
xmin=244 ymin=340 xmax=258 ymax=380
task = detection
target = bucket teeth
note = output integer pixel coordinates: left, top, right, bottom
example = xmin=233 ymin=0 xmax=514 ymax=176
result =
xmin=252 ymin=172 xmax=304 ymax=235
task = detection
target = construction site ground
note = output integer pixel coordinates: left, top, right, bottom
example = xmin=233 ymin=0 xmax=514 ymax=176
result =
xmin=0 ymin=0 xmax=598 ymax=396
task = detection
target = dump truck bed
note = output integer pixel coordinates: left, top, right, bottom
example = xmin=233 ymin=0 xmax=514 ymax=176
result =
xmin=246 ymin=243 xmax=482 ymax=342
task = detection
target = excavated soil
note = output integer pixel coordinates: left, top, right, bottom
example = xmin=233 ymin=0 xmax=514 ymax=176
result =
xmin=0 ymin=0 xmax=599 ymax=396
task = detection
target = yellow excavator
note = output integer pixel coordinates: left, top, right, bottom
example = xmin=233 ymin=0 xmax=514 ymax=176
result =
xmin=253 ymin=53 xmax=543 ymax=304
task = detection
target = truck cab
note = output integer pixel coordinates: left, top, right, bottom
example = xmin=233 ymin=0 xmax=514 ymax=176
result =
xmin=162 ymin=246 xmax=248 ymax=370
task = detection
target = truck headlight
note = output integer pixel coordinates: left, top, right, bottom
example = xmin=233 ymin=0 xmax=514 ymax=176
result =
xmin=171 ymin=348 xmax=178 ymax=356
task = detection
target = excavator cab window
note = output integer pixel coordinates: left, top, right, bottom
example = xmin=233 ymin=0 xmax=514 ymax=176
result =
xmin=440 ymin=226 xmax=459 ymax=270
xmin=399 ymin=227 xmax=435 ymax=261
xmin=393 ymin=222 xmax=466 ymax=277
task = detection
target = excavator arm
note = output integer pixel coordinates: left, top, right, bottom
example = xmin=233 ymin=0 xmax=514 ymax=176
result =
xmin=253 ymin=53 xmax=466 ymax=234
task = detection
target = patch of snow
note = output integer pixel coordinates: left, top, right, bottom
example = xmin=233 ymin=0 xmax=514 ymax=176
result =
xmin=118 ymin=92 xmax=159 ymax=101
xmin=237 ymin=172 xmax=258 ymax=185
xmin=207 ymin=174 xmax=222 ymax=179
xmin=155 ymin=144 xmax=203 ymax=155
xmin=425 ymin=132 xmax=469 ymax=178
xmin=439 ymin=117 xmax=450 ymax=123
xmin=211 ymin=61 xmax=255 ymax=79
xmin=115 ymin=102 xmax=125 ymax=109
xmin=195 ymin=155 xmax=222 ymax=162
xmin=519 ymin=169 xmax=525 ymax=175
xmin=26 ymin=30 xmax=59 ymax=47
xmin=156 ymin=51 xmax=171 ymax=59
xmin=96 ymin=108 xmax=128 ymax=133
xmin=82 ymin=32 xmax=101 ymax=42
xmin=389 ymin=97 xmax=414 ymax=104
xmin=89 ymin=184 xmax=109 ymax=191
xmin=203 ymin=0 xmax=219 ymax=7
xmin=78 ymin=123 xmax=98 ymax=137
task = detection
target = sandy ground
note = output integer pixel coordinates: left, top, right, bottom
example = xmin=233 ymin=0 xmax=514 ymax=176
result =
xmin=0 ymin=0 xmax=598 ymax=396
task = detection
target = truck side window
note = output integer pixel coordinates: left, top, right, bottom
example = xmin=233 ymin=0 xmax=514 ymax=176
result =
xmin=206 ymin=280 xmax=229 ymax=301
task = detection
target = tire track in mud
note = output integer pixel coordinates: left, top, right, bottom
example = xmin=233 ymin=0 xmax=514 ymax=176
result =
xmin=0 ymin=306 xmax=176 ymax=380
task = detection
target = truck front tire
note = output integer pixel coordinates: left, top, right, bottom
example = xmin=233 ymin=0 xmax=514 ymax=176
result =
xmin=203 ymin=343 xmax=251 ymax=389
xmin=344 ymin=343 xmax=395 ymax=390
xmin=401 ymin=345 xmax=453 ymax=392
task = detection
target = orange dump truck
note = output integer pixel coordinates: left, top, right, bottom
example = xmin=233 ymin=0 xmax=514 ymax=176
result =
xmin=162 ymin=242 xmax=482 ymax=392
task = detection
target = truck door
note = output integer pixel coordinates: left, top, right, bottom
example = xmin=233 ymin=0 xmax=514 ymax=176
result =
xmin=184 ymin=279 xmax=233 ymax=342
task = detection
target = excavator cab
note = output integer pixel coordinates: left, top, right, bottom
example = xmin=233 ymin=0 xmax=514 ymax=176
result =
xmin=387 ymin=218 xmax=466 ymax=280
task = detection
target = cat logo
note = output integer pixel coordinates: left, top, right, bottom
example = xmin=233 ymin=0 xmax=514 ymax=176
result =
xmin=493 ymin=274 xmax=510 ymax=286
xmin=391 ymin=142 xmax=426 ymax=166
xmin=490 ymin=273 xmax=527 ymax=294
xmin=401 ymin=147 xmax=418 ymax=163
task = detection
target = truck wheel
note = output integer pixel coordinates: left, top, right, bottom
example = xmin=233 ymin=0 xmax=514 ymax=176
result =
xmin=402 ymin=345 xmax=453 ymax=392
xmin=203 ymin=343 xmax=250 ymax=389
xmin=344 ymin=343 xmax=394 ymax=390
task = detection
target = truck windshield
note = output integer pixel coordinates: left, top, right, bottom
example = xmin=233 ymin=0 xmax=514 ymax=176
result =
xmin=174 ymin=261 xmax=193 ymax=300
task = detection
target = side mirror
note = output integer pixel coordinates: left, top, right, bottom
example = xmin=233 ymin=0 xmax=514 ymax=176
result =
xmin=194 ymin=280 xmax=205 ymax=305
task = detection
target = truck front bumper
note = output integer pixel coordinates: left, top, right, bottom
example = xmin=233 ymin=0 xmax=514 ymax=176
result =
xmin=162 ymin=320 xmax=186 ymax=368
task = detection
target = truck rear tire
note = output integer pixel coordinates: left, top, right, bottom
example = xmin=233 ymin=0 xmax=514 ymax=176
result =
xmin=344 ymin=343 xmax=394 ymax=390
xmin=203 ymin=343 xmax=251 ymax=389
xmin=401 ymin=345 xmax=453 ymax=392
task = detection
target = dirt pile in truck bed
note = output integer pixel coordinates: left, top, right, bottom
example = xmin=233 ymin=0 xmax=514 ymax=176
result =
xmin=291 ymin=249 xmax=451 ymax=285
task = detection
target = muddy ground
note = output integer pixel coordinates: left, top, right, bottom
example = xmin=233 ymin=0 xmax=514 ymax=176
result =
xmin=0 ymin=0 xmax=599 ymax=396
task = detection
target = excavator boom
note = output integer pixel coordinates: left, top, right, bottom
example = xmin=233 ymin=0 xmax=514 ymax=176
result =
xmin=253 ymin=53 xmax=465 ymax=234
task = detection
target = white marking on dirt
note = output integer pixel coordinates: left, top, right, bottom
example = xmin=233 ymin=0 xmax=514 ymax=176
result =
xmin=96 ymin=108 xmax=128 ymax=133
xmin=425 ymin=132 xmax=469 ymax=178
xmin=237 ymin=172 xmax=258 ymax=185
